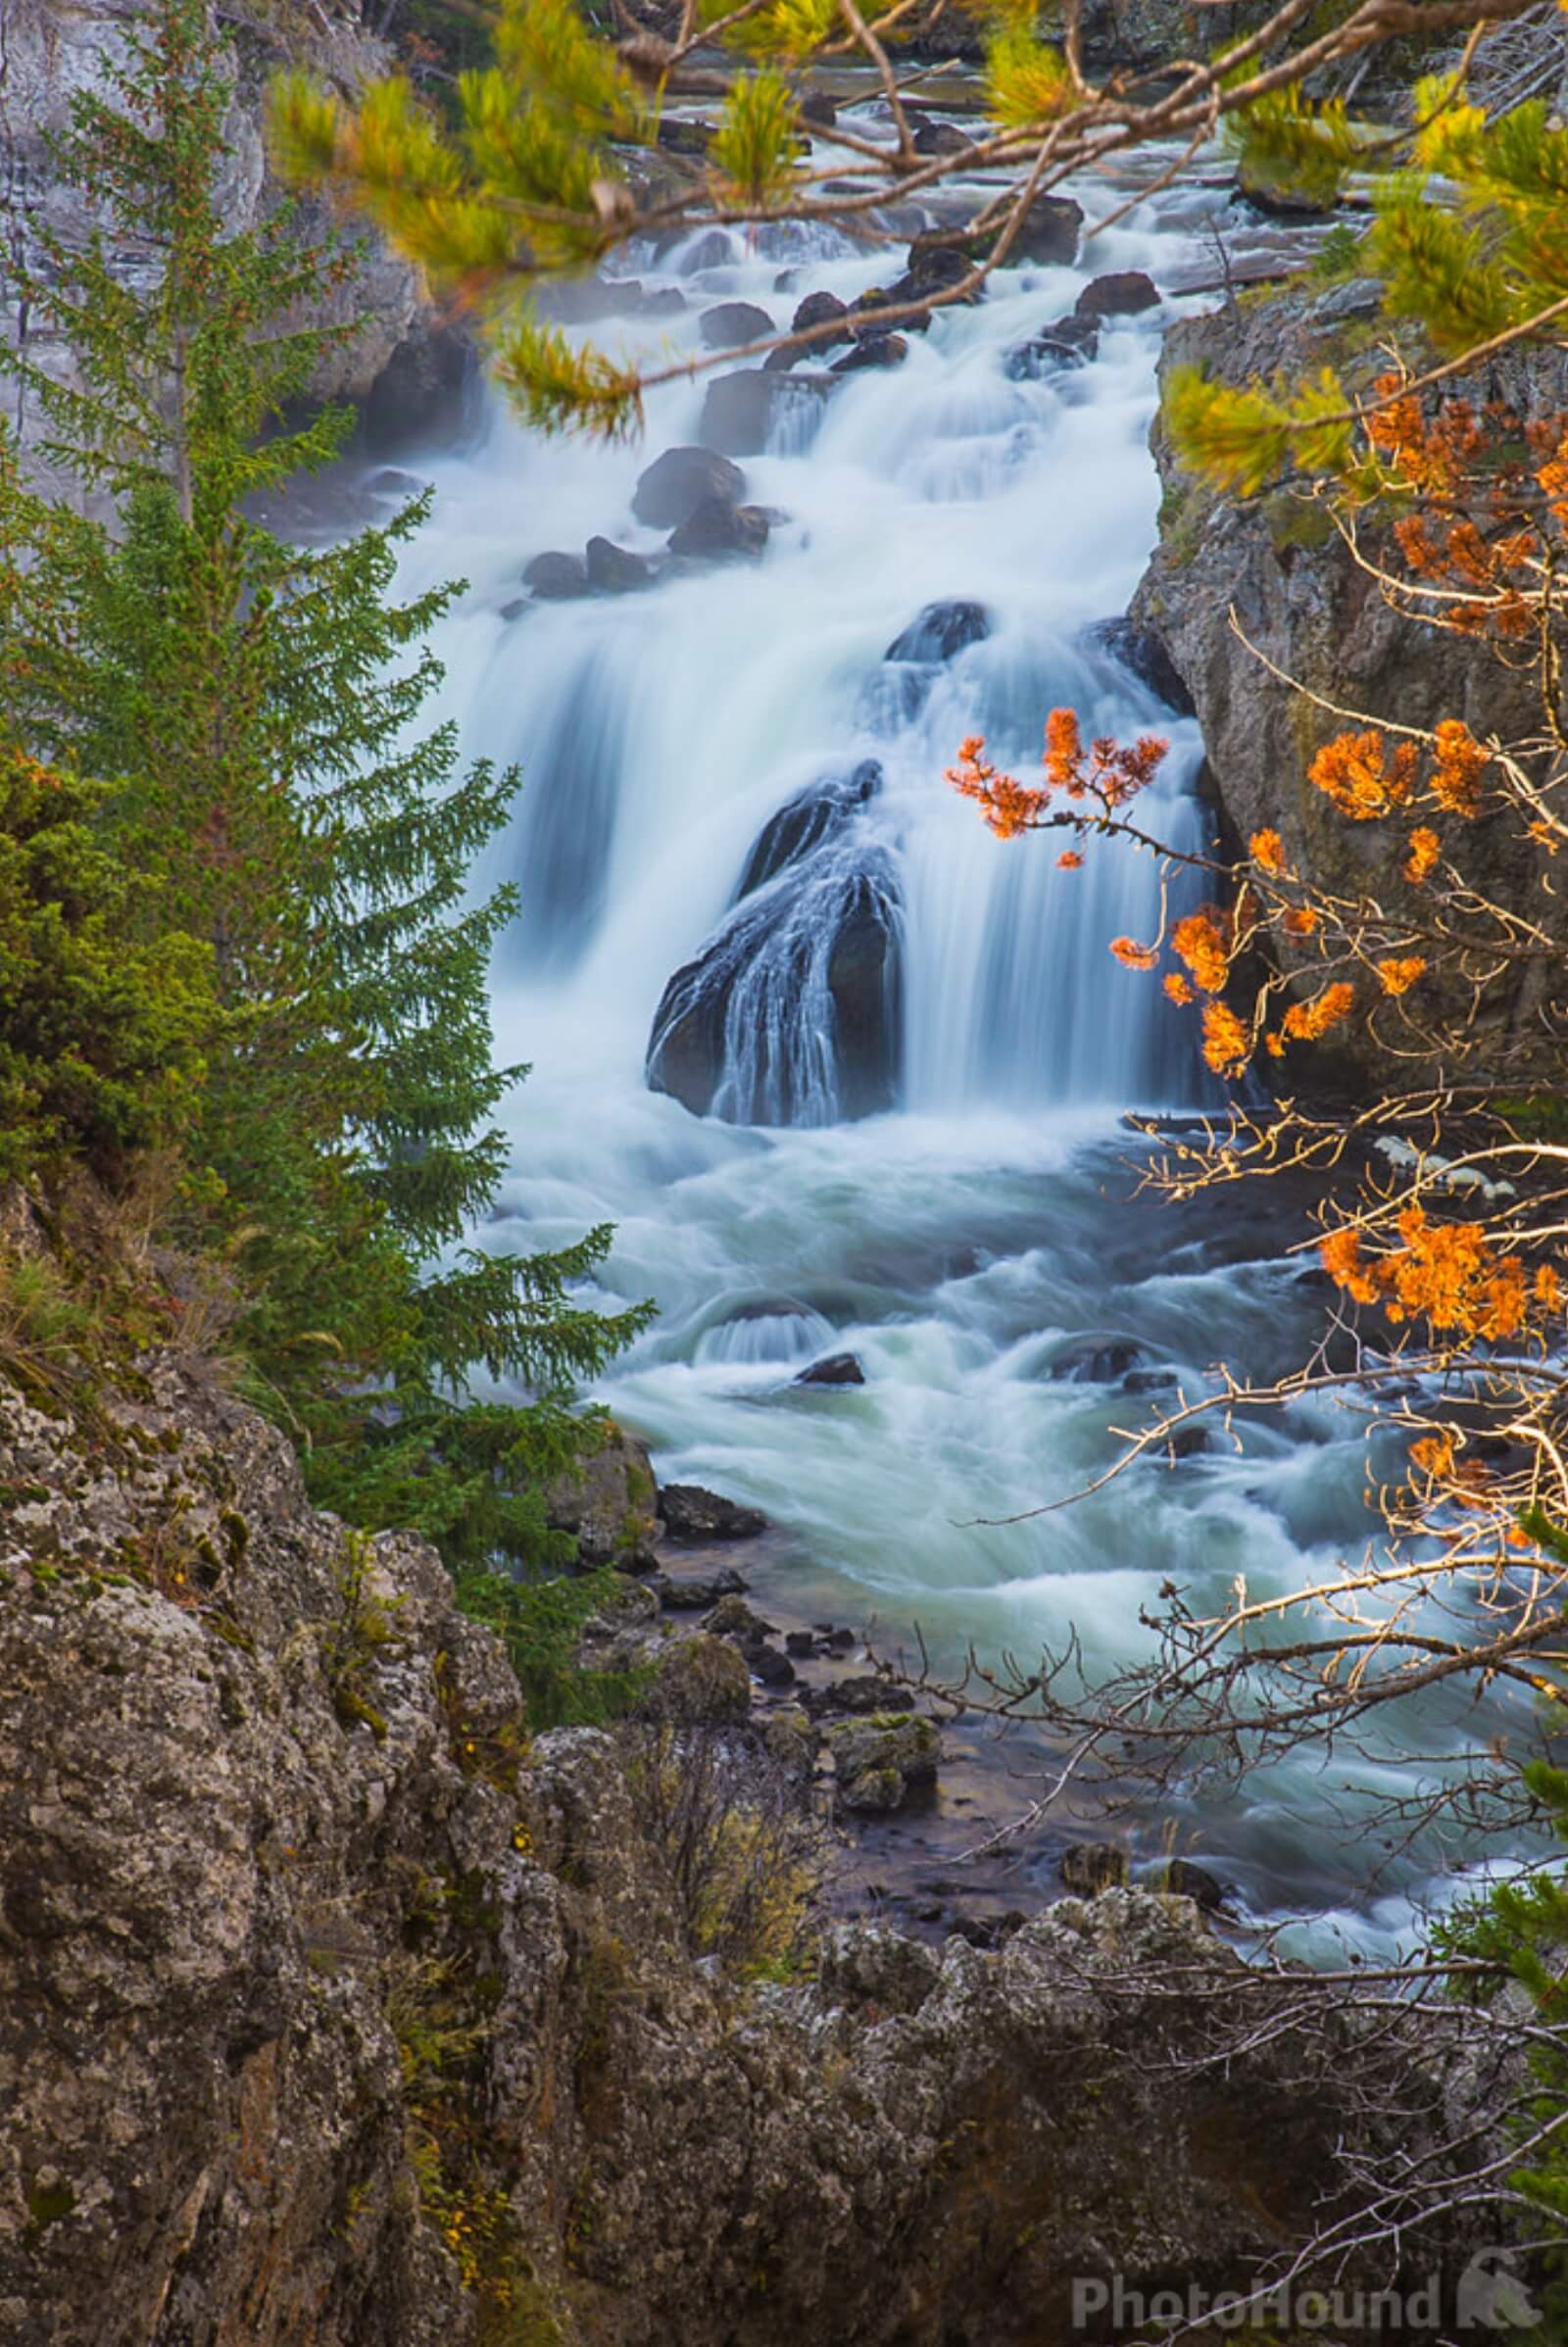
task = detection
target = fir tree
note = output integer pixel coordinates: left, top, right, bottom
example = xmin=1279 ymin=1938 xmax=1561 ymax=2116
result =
xmin=0 ymin=0 xmax=653 ymax=1566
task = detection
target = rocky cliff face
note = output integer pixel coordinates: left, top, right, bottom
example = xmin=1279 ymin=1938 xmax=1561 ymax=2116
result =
xmin=0 ymin=0 xmax=447 ymax=505
xmin=1131 ymin=280 xmax=1568 ymax=1087
xmin=0 ymin=1338 xmax=1486 ymax=2345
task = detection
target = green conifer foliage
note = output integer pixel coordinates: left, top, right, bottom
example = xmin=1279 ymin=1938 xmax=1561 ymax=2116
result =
xmin=0 ymin=0 xmax=653 ymax=1567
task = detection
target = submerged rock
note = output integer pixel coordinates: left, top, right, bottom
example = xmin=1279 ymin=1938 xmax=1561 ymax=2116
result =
xmin=699 ymin=367 xmax=835 ymax=457
xmin=796 ymin=1352 xmax=866 ymax=1388
xmin=884 ymin=600 xmax=991 ymax=663
xmin=666 ymin=494 xmax=771 ymax=560
xmin=632 ymin=444 xmax=747 ymax=529
xmin=1050 ymin=1332 xmax=1147 ymax=1384
xmin=832 ymin=333 xmax=909 ymax=374
xmin=735 ymin=760 xmax=882 ymax=899
xmin=586 ymin=535 xmax=654 ymax=593
xmin=523 ymin=548 xmax=590 ymax=599
xmin=1004 ymin=313 xmax=1101 ymax=380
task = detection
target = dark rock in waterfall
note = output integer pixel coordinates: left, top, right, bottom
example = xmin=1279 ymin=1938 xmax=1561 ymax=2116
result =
xmin=358 ymin=321 xmax=479 ymax=456
xmin=884 ymin=602 xmax=991 ymax=664
xmin=500 ymin=598 xmax=529 ymax=623
xmin=1051 ymin=1333 xmax=1147 ymax=1384
xmin=797 ymin=1352 xmax=866 ymax=1387
xmin=736 ymin=760 xmax=883 ymax=900
xmin=700 ymin=299 xmax=775 ymax=350
xmin=700 ymin=368 xmax=835 ymax=458
xmin=666 ymin=495 xmax=771 ymax=560
xmin=1004 ymin=313 xmax=1100 ymax=380
xmin=659 ymin=1484 xmax=769 ymax=1541
xmin=638 ymin=286 xmax=690 ymax=318
xmin=533 ymin=274 xmax=645 ymax=324
xmin=1085 ymin=616 xmax=1197 ymax=718
xmin=658 ymin=115 xmax=715 ymax=157
xmin=1011 ymin=193 xmax=1086 ymax=265
xmin=792 ymin=288 xmax=852 ymax=345
xmin=364 ymin=466 xmax=427 ymax=500
xmin=910 ymin=116 xmax=974 ymax=159
xmin=523 ymin=549 xmax=590 ymax=600
xmin=880 ymin=241 xmax=982 ymax=325
xmin=832 ymin=333 xmax=909 ymax=374
xmin=1075 ymin=269 xmax=1160 ymax=319
xmin=800 ymin=87 xmax=837 ymax=128
xmin=680 ymin=226 xmax=736 ymax=272
xmin=645 ymin=839 xmax=903 ymax=1125
xmin=586 ymin=536 xmax=654 ymax=594
xmin=632 ymin=445 xmax=747 ymax=530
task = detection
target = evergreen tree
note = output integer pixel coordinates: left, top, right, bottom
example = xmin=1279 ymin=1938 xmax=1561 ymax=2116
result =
xmin=0 ymin=0 xmax=652 ymax=1566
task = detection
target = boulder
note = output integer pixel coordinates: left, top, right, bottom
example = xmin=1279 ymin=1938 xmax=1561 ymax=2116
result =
xmin=1010 ymin=192 xmax=1086 ymax=265
xmin=680 ymin=225 xmax=735 ymax=272
xmin=1060 ymin=1841 xmax=1130 ymax=1894
xmin=646 ymin=843 xmax=902 ymax=1124
xmin=1004 ymin=313 xmax=1100 ymax=380
xmin=828 ymin=1712 xmax=942 ymax=1812
xmin=791 ymin=287 xmax=852 ymax=346
xmin=910 ymin=116 xmax=974 ymax=158
xmin=545 ymin=1422 xmax=660 ymax=1565
xmin=800 ymin=87 xmax=837 ymax=128
xmin=666 ymin=495 xmax=771 ymax=560
xmin=586 ymin=535 xmax=654 ymax=593
xmin=795 ymin=1352 xmax=866 ymax=1388
xmin=699 ymin=299 xmax=775 ymax=350
xmin=1136 ymin=1856 xmax=1232 ymax=1911
xmin=649 ymin=1567 xmax=749 ymax=1609
xmin=1075 ymin=269 xmax=1160 ymax=319
xmin=735 ymin=760 xmax=883 ymax=900
xmin=884 ymin=600 xmax=991 ymax=663
xmin=659 ymin=1484 xmax=768 ymax=1540
xmin=741 ymin=1637 xmax=797 ymax=1688
xmin=632 ymin=444 xmax=747 ymax=529
xmin=638 ymin=285 xmax=690 ymax=318
xmin=1050 ymin=1332 xmax=1147 ymax=1384
xmin=699 ymin=368 xmax=834 ymax=458
xmin=803 ymin=1671 xmax=900 ymax=1717
xmin=1084 ymin=615 xmax=1197 ymax=716
xmin=647 ymin=1631 xmax=753 ymax=1725
xmin=832 ymin=333 xmax=909 ymax=374
xmin=817 ymin=1921 xmax=942 ymax=2014
xmin=710 ymin=1592 xmax=775 ymax=1638
xmin=523 ymin=548 xmax=590 ymax=599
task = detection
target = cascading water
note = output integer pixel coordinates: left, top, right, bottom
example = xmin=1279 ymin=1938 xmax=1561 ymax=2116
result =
xmin=384 ymin=127 xmax=1540 ymax=1953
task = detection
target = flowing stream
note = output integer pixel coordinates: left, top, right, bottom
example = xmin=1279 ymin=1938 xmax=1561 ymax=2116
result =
xmin=380 ymin=124 xmax=1536 ymax=1955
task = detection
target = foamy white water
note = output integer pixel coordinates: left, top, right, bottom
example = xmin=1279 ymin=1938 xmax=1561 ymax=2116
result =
xmin=381 ymin=131 xmax=1537 ymax=1951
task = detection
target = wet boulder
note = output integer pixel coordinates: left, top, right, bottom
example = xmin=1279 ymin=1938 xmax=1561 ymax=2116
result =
xmin=646 ymin=847 xmax=903 ymax=1124
xmin=1004 ymin=313 xmax=1100 ymax=381
xmin=884 ymin=601 xmax=991 ymax=663
xmin=666 ymin=495 xmax=771 ymax=560
xmin=1050 ymin=1333 xmax=1148 ymax=1384
xmin=660 ymin=1484 xmax=768 ymax=1540
xmin=632 ymin=444 xmax=746 ymax=529
xmin=699 ymin=368 xmax=835 ymax=458
xmin=699 ymin=299 xmax=775 ymax=350
xmin=1084 ymin=615 xmax=1197 ymax=717
xmin=910 ymin=115 xmax=974 ymax=159
xmin=1075 ymin=269 xmax=1160 ymax=319
xmin=1010 ymin=193 xmax=1085 ymax=265
xmin=832 ymin=333 xmax=909 ymax=374
xmin=791 ymin=287 xmax=852 ymax=345
xmin=586 ymin=535 xmax=654 ymax=593
xmin=523 ymin=549 xmax=590 ymax=599
xmin=795 ymin=1352 xmax=865 ymax=1388
xmin=735 ymin=760 xmax=883 ymax=900
xmin=680 ymin=226 xmax=735 ymax=272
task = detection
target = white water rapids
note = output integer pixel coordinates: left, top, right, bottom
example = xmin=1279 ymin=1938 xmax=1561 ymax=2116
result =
xmin=378 ymin=128 xmax=1538 ymax=1954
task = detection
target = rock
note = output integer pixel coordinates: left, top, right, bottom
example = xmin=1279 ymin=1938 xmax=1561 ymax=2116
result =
xmin=1060 ymin=1841 xmax=1130 ymax=1894
xmin=533 ymin=273 xmax=645 ymax=324
xmin=762 ymin=1707 xmax=821 ymax=1780
xmin=804 ymin=1672 xmax=901 ymax=1717
xmin=1166 ymin=1425 xmax=1210 ymax=1459
xmin=791 ymin=288 xmax=853 ymax=347
xmin=742 ymin=1638 xmax=797 ymax=1688
xmin=699 ymin=368 xmax=834 ymax=458
xmin=800 ymin=88 xmax=837 ymax=127
xmin=829 ymin=1712 xmax=941 ymax=1812
xmin=1311 ymin=274 xmax=1383 ymax=326
xmin=832 ymin=334 xmax=909 ymax=374
xmin=358 ymin=321 xmax=479 ymax=457
xmin=818 ymin=1922 xmax=942 ymax=2013
xmin=1084 ymin=615 xmax=1197 ymax=716
xmin=1006 ymin=193 xmax=1086 ymax=266
xmin=649 ymin=1567 xmax=749 ymax=1609
xmin=1122 ymin=1366 xmax=1181 ymax=1396
xmin=680 ymin=226 xmax=735 ymax=272
xmin=523 ymin=549 xmax=590 ymax=600
xmin=666 ymin=495 xmax=771 ymax=560
xmin=585 ymin=535 xmax=654 ymax=593
xmin=910 ymin=117 xmax=974 ymax=158
xmin=699 ymin=300 xmax=775 ymax=350
xmin=784 ymin=1631 xmax=816 ymax=1658
xmin=1075 ymin=269 xmax=1160 ymax=318
xmin=1050 ymin=1333 xmax=1147 ymax=1384
xmin=1137 ymin=1857 xmax=1231 ymax=1911
xmin=1004 ymin=314 xmax=1101 ymax=380
xmin=646 ymin=839 xmax=902 ymax=1124
xmin=638 ymin=285 xmax=690 ymax=318
xmin=884 ymin=600 xmax=991 ymax=663
xmin=735 ymin=760 xmax=883 ymax=899
xmin=544 ymin=1422 xmax=660 ymax=1565
xmin=500 ymin=598 xmax=529 ymax=623
xmin=660 ymin=1484 xmax=768 ymax=1541
xmin=709 ymin=1592 xmax=774 ymax=1638
xmin=632 ymin=445 xmax=748 ymax=529
xmin=795 ymin=1352 xmax=866 ymax=1387
xmin=647 ymin=1631 xmax=753 ymax=1724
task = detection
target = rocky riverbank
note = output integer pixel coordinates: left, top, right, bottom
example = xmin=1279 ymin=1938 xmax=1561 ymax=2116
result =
xmin=0 ymin=1337 xmax=1497 ymax=2346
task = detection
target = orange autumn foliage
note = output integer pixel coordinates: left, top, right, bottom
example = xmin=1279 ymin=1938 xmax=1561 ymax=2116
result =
xmin=948 ymin=709 xmax=1168 ymax=841
xmin=1376 ymin=955 xmax=1427 ymax=997
xmin=1281 ymin=981 xmax=1354 ymax=1042
xmin=1308 ymin=730 xmax=1419 ymax=821
xmin=1250 ymin=828 xmax=1286 ymax=875
xmin=1171 ymin=909 xmax=1230 ymax=994
xmin=1320 ymin=1207 xmax=1543 ymax=1343
xmin=1201 ymin=1000 xmax=1250 ymax=1077
xmin=1110 ymin=936 xmax=1159 ymax=971
xmin=1405 ymin=827 xmax=1442 ymax=883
